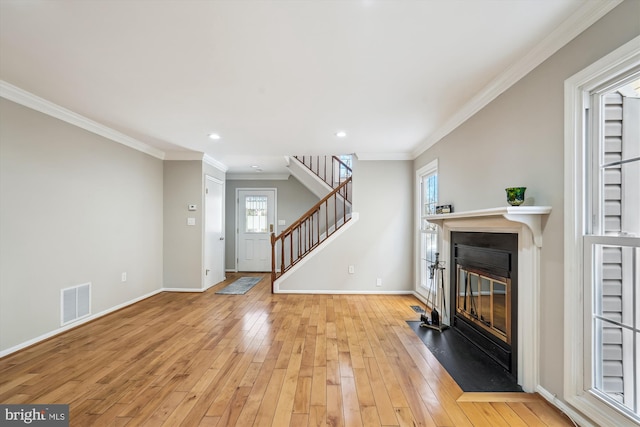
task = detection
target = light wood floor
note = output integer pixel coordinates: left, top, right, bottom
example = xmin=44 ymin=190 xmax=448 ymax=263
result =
xmin=0 ymin=273 xmax=575 ymax=426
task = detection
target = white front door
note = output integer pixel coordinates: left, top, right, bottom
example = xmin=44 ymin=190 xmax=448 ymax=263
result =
xmin=204 ymin=176 xmax=225 ymax=289
xmin=237 ymin=189 xmax=276 ymax=272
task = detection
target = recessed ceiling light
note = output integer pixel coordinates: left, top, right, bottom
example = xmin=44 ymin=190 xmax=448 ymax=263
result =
xmin=208 ymin=133 xmax=221 ymax=140
xmin=336 ymin=131 xmax=347 ymax=138
xmin=251 ymin=165 xmax=260 ymax=169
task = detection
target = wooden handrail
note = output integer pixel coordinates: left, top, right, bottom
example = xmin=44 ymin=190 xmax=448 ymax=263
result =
xmin=331 ymin=155 xmax=352 ymax=175
xmin=293 ymin=155 xmax=352 ymax=189
xmin=276 ymin=178 xmax=350 ymax=238
xmin=271 ymin=176 xmax=353 ymax=291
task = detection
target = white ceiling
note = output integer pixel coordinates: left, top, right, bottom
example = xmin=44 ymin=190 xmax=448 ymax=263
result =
xmin=0 ymin=1 xmax=619 ymax=176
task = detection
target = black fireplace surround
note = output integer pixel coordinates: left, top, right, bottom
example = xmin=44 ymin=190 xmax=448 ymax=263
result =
xmin=450 ymin=232 xmax=518 ymax=375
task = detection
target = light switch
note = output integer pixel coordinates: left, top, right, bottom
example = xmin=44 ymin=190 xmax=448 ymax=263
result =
xmin=278 ymin=220 xmax=286 ymax=226
xmin=187 ymin=217 xmax=196 ymax=226
xmin=188 ymin=204 xmax=197 ymax=211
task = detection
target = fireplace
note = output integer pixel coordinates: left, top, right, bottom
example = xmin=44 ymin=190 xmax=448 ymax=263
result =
xmin=424 ymin=206 xmax=551 ymax=391
xmin=450 ymin=232 xmax=518 ymax=375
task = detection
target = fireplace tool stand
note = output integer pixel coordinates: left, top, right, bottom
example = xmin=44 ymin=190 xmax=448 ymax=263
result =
xmin=420 ymin=252 xmax=449 ymax=332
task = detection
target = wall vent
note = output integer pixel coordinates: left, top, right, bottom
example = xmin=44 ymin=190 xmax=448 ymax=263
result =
xmin=61 ymin=282 xmax=91 ymax=326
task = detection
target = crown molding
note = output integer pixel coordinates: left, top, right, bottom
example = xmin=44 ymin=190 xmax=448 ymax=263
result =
xmin=0 ymin=80 xmax=166 ymax=159
xmin=203 ymin=154 xmax=228 ymax=172
xmin=226 ymin=173 xmax=290 ymax=181
xmin=163 ymin=151 xmax=205 ymax=161
xmin=355 ymin=152 xmax=413 ymax=161
xmin=411 ymin=0 xmax=623 ymax=159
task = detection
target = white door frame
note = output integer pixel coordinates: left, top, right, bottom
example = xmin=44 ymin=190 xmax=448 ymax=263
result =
xmin=235 ymin=188 xmax=277 ymax=272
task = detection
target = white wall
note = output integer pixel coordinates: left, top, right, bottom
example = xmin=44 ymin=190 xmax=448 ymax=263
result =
xmin=413 ymin=0 xmax=639 ymax=414
xmin=277 ymin=158 xmax=414 ymax=293
xmin=0 ymin=98 xmax=164 ymax=352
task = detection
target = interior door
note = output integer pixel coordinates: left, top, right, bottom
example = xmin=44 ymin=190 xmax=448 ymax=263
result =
xmin=204 ymin=176 xmax=225 ymax=289
xmin=237 ymin=189 xmax=276 ymax=272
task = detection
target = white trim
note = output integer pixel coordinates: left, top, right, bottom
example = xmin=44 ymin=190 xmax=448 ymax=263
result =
xmin=0 ymin=80 xmax=165 ymax=159
xmin=164 ymin=152 xmax=229 ymax=173
xmin=164 ymin=151 xmax=207 ymax=161
xmin=203 ymin=154 xmax=228 ymax=172
xmin=415 ymin=159 xmax=439 ymax=295
xmin=162 ymin=287 xmax=206 ymax=293
xmin=274 ymin=289 xmax=413 ymax=295
xmin=536 ymin=385 xmax=597 ymax=427
xmin=0 ymin=288 xmax=163 ymax=358
xmin=226 ymin=173 xmax=290 ymax=181
xmin=564 ymin=35 xmax=640 ymax=427
xmin=356 ymin=152 xmax=413 ymax=161
xmin=411 ymin=0 xmax=623 ymax=159
xmin=205 ymin=175 xmax=225 ymax=186
xmin=425 ymin=206 xmax=552 ymax=248
xmin=412 ymin=291 xmax=428 ymax=306
xmin=273 ymin=212 xmax=359 ymax=292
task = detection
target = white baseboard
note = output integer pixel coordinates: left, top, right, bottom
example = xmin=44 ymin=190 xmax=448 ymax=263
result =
xmin=162 ymin=287 xmax=205 ymax=293
xmin=412 ymin=290 xmax=428 ymax=305
xmin=536 ymin=385 xmax=594 ymax=427
xmin=0 ymin=288 xmax=163 ymax=358
xmin=274 ymin=289 xmax=414 ymax=295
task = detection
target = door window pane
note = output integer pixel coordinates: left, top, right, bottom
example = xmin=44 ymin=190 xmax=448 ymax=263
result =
xmin=245 ymin=196 xmax=268 ymax=233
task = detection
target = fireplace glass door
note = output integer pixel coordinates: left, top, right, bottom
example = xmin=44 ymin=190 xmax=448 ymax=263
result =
xmin=456 ymin=266 xmax=511 ymax=345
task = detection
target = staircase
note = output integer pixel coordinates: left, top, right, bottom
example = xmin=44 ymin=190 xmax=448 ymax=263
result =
xmin=270 ymin=156 xmax=353 ymax=290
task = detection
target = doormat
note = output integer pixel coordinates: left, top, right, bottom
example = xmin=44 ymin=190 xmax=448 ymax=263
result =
xmin=215 ymin=276 xmax=262 ymax=295
xmin=406 ymin=321 xmax=522 ymax=392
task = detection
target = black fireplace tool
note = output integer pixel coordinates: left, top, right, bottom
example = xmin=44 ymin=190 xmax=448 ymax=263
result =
xmin=420 ymin=253 xmax=448 ymax=332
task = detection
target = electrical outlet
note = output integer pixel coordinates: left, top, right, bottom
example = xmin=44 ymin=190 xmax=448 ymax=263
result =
xmin=121 ymin=272 xmax=127 ymax=282
xmin=348 ymin=265 xmax=355 ymax=274
xmin=376 ymin=278 xmax=382 ymax=287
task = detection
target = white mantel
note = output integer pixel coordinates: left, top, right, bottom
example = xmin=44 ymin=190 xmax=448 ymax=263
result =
xmin=425 ymin=206 xmax=552 ymax=392
xmin=425 ymin=206 xmax=552 ymax=247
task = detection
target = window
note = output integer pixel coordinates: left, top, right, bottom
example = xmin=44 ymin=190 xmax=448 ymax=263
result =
xmin=245 ymin=195 xmax=268 ymax=233
xmin=338 ymin=154 xmax=352 ymax=180
xmin=417 ymin=160 xmax=438 ymax=291
xmin=565 ymin=36 xmax=640 ymax=426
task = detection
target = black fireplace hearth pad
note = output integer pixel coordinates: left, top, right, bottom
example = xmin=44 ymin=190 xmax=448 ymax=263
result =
xmin=406 ymin=321 xmax=523 ymax=392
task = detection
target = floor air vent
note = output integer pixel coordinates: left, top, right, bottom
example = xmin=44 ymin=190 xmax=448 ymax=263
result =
xmin=410 ymin=305 xmax=425 ymax=313
xmin=61 ymin=282 xmax=91 ymax=325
